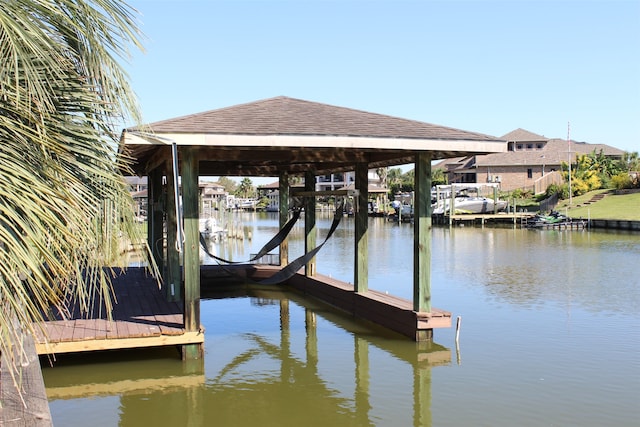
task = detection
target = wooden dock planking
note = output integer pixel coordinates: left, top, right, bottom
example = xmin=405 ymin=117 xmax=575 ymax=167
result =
xmin=34 ymin=268 xmax=203 ymax=355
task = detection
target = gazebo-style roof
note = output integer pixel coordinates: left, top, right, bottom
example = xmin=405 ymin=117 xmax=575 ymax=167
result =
xmin=122 ymin=96 xmax=505 ymax=176
xmin=120 ymin=97 xmax=507 ymax=347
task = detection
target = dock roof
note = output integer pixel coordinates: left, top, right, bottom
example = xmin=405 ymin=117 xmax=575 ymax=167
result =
xmin=122 ymin=96 xmax=506 ymax=176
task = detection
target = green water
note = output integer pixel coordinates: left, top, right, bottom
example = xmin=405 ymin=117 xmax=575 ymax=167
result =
xmin=43 ymin=215 xmax=640 ymax=426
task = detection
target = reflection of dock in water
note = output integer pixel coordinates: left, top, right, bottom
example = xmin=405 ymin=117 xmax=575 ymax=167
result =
xmin=202 ymin=284 xmax=452 ymax=426
xmin=43 ymin=351 xmax=205 ymax=400
xmin=43 ymin=283 xmax=450 ymax=426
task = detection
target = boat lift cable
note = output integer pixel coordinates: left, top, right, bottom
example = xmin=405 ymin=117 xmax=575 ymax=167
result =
xmin=171 ymin=142 xmax=184 ymax=254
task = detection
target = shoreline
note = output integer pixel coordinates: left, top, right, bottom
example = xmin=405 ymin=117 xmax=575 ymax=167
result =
xmin=584 ymin=218 xmax=640 ymax=231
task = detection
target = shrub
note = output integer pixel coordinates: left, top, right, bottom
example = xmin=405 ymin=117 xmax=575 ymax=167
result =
xmin=558 ymin=183 xmax=569 ymax=200
xmin=542 ymin=183 xmax=569 ymax=200
xmin=571 ymin=178 xmax=590 ymax=196
xmin=545 ymin=183 xmax=561 ymax=198
xmin=584 ymin=174 xmax=602 ymax=191
xmin=511 ymin=188 xmax=533 ymax=199
xmin=611 ymin=173 xmax=632 ymax=190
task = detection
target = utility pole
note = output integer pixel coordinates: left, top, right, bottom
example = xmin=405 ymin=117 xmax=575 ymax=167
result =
xmin=567 ymin=122 xmax=572 ymax=205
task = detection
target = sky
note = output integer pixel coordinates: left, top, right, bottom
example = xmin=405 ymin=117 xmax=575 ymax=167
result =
xmin=124 ymin=0 xmax=640 ymax=167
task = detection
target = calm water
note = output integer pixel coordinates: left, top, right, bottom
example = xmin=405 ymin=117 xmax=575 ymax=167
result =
xmin=44 ymin=213 xmax=640 ymax=426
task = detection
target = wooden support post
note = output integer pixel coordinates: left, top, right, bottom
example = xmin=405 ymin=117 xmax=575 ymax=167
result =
xmin=449 ymin=185 xmax=455 ymax=226
xmin=165 ymin=158 xmax=181 ymax=301
xmin=305 ymin=170 xmax=317 ymax=276
xmin=148 ymin=167 xmax=164 ymax=273
xmin=305 ymin=309 xmax=318 ymax=371
xmin=413 ymin=153 xmax=432 ymax=315
xmin=280 ymin=299 xmax=292 ymax=383
xmin=413 ymin=363 xmax=433 ymax=426
xmin=1 ymin=325 xmax=53 ymax=426
xmin=493 ymin=186 xmax=498 ymax=214
xmin=181 ymin=147 xmax=202 ymax=359
xmin=354 ymin=162 xmax=368 ymax=292
xmin=279 ymin=171 xmax=290 ymax=266
xmin=354 ymin=336 xmax=371 ymax=424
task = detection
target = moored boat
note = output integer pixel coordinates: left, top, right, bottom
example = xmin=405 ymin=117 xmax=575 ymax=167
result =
xmin=432 ymin=186 xmax=507 ymax=215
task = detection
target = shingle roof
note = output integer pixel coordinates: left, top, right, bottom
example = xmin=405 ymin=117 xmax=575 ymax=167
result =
xmin=500 ymin=128 xmax=548 ymax=142
xmin=123 ymin=96 xmax=508 ymax=176
xmin=130 ymin=96 xmax=499 ymax=142
xmin=476 ymin=138 xmax=625 ymax=167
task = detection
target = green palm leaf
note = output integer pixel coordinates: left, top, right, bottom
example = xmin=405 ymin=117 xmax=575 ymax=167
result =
xmin=1 ymin=0 xmax=153 ymax=397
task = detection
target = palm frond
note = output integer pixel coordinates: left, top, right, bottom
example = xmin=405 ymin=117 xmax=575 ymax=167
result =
xmin=1 ymin=0 xmax=153 ymax=398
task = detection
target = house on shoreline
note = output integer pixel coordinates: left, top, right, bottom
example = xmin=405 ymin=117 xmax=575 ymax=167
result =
xmin=435 ymin=128 xmax=625 ymax=193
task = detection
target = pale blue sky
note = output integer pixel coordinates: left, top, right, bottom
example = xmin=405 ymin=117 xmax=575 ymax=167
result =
xmin=126 ymin=0 xmax=639 ymax=156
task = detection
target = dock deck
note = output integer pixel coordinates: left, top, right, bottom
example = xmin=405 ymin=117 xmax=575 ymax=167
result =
xmin=35 ymin=264 xmax=450 ymax=356
xmin=433 ymin=212 xmax=534 ymax=226
xmin=34 ymin=268 xmax=203 ymax=356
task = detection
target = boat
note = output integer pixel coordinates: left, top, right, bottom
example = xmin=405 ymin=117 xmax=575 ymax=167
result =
xmin=525 ymin=211 xmax=571 ymax=228
xmin=390 ymin=200 xmax=414 ymax=222
xmin=234 ymin=199 xmax=258 ymax=210
xmin=199 ymin=217 xmax=226 ymax=240
xmin=431 ymin=187 xmax=507 ymax=215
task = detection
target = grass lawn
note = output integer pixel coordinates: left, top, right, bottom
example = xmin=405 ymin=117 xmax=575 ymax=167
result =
xmin=555 ymin=190 xmax=640 ymax=221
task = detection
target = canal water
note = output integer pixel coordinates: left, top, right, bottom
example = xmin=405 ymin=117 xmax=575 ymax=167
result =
xmin=43 ymin=213 xmax=640 ymax=426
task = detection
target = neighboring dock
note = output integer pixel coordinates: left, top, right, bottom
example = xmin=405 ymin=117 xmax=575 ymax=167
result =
xmin=34 ymin=268 xmax=204 ymax=357
xmin=432 ymin=212 xmax=534 ymax=227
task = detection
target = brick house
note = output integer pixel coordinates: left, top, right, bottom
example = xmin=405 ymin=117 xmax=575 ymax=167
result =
xmin=436 ymin=128 xmax=625 ymax=193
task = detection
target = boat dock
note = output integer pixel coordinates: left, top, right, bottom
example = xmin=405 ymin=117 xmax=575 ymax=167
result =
xmin=202 ymin=265 xmax=452 ymax=340
xmin=525 ymin=219 xmax=588 ymax=230
xmin=34 ymin=268 xmax=204 ymax=357
xmin=432 ymin=212 xmax=534 ymax=226
xmin=33 ymin=265 xmax=450 ymax=358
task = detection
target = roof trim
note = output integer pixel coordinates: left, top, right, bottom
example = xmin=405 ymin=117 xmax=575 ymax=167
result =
xmin=124 ymin=131 xmax=506 ymax=154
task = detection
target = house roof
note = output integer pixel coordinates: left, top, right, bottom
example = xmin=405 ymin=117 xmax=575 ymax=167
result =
xmin=122 ymin=96 xmax=506 ymax=176
xmin=500 ymin=128 xmax=548 ymax=142
xmin=476 ymin=138 xmax=625 ymax=167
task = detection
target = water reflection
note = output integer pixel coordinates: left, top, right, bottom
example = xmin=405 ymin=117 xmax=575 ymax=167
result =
xmin=45 ymin=287 xmax=451 ymax=427
xmin=434 ymin=227 xmax=640 ymax=313
xmin=46 ymin=215 xmax=640 ymax=426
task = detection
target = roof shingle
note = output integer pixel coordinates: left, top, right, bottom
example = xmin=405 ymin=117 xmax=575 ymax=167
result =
xmin=130 ymin=96 xmax=500 ymax=142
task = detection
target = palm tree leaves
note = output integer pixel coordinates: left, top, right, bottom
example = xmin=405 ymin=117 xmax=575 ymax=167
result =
xmin=1 ymin=0 xmax=149 ymax=391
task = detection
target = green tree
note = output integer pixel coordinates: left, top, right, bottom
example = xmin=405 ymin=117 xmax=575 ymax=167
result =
xmin=235 ymin=177 xmax=255 ymax=198
xmin=562 ymin=151 xmax=614 ymax=195
xmin=289 ymin=174 xmax=303 ymax=186
xmin=216 ymin=176 xmax=238 ymax=193
xmin=1 ymin=0 xmax=148 ymax=392
xmin=586 ymin=149 xmax=622 ymax=185
xmin=387 ymin=167 xmax=403 ymax=195
xmin=432 ymin=168 xmax=448 ymax=186
xmin=618 ymin=151 xmax=640 ymax=173
xmin=376 ymin=167 xmax=389 ymax=189
xmin=401 ymin=169 xmax=415 ymax=193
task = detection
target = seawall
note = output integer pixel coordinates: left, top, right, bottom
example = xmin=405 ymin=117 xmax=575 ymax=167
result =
xmin=588 ymin=219 xmax=640 ymax=231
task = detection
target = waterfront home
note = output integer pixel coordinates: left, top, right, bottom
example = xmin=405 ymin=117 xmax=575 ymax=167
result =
xmin=436 ymin=128 xmax=625 ymax=193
